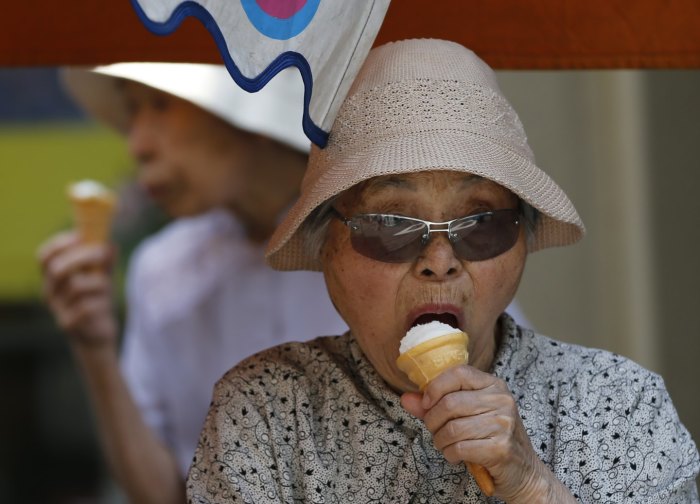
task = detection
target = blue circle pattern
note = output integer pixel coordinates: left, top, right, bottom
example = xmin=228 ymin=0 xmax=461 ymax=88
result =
xmin=240 ymin=0 xmax=321 ymax=40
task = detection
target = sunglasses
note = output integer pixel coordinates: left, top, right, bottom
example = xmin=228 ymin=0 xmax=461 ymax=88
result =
xmin=334 ymin=208 xmax=521 ymax=263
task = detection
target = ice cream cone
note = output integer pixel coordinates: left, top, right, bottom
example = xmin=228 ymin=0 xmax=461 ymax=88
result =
xmin=67 ymin=180 xmax=117 ymax=244
xmin=396 ymin=331 xmax=468 ymax=391
xmin=397 ymin=324 xmax=495 ymax=496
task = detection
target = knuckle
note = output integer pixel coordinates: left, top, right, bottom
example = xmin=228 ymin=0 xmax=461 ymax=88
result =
xmin=64 ymin=275 xmax=81 ymax=293
xmin=442 ymin=443 xmax=465 ymax=465
xmin=495 ymin=413 xmax=516 ymax=434
xmin=58 ymin=312 xmax=77 ymax=332
xmin=424 ymin=415 xmax=439 ymax=434
xmin=444 ymin=419 xmax=460 ymax=440
xmin=46 ymin=260 xmax=62 ymax=280
xmin=455 ymin=364 xmax=470 ymax=380
xmin=442 ymin=392 xmax=460 ymax=412
xmin=502 ymin=393 xmax=517 ymax=410
xmin=492 ymin=434 xmax=515 ymax=459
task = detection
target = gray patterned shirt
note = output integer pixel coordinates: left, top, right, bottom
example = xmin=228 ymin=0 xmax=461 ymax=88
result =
xmin=187 ymin=315 xmax=699 ymax=503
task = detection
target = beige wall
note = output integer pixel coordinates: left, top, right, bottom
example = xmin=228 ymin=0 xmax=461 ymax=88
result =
xmin=496 ymin=70 xmax=700 ymax=458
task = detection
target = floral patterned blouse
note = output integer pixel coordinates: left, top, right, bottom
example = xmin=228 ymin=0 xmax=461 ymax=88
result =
xmin=187 ymin=315 xmax=699 ymax=503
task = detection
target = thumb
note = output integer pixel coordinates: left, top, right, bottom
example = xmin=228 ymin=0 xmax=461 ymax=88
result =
xmin=400 ymin=392 xmax=428 ymax=419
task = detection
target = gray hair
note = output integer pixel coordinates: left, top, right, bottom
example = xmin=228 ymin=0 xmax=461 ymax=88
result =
xmin=299 ymin=197 xmax=338 ymax=262
xmin=299 ymin=197 xmax=540 ymax=263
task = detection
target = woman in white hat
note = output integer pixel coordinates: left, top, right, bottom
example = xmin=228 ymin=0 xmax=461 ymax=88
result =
xmin=187 ymin=40 xmax=699 ymax=503
xmin=37 ymin=63 xmax=347 ymax=503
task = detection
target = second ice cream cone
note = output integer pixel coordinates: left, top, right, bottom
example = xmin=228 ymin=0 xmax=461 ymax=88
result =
xmin=67 ymin=181 xmax=117 ymax=244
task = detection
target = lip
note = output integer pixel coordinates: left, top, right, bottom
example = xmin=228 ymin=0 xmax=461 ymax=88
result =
xmin=143 ymin=183 xmax=169 ymax=201
xmin=404 ymin=304 xmax=464 ymax=333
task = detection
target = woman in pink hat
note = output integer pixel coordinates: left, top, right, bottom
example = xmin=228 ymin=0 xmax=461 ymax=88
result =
xmin=188 ymin=40 xmax=699 ymax=503
xmin=38 ymin=63 xmax=347 ymax=504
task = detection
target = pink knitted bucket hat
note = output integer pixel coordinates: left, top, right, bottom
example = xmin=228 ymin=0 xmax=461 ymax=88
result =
xmin=266 ymin=39 xmax=585 ymax=271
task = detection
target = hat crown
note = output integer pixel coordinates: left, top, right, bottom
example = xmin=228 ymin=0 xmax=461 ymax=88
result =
xmin=303 ymin=39 xmax=534 ymax=193
xmin=349 ymin=39 xmax=500 ymax=93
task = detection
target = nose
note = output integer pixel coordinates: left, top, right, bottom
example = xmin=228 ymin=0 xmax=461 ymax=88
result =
xmin=413 ymin=233 xmax=463 ymax=280
xmin=126 ymin=112 xmax=157 ymax=165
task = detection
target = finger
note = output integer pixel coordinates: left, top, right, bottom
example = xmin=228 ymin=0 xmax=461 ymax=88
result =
xmin=400 ymin=392 xmax=428 ymax=419
xmin=422 ymin=365 xmax=497 ymax=409
xmin=423 ymin=387 xmax=512 ymax=433
xmin=57 ymin=296 xmax=113 ymax=335
xmin=61 ymin=271 xmax=112 ymax=307
xmin=44 ymin=269 xmax=112 ymax=312
xmin=44 ymin=244 xmax=112 ymax=293
xmin=431 ymin=412 xmax=502 ymax=452
xmin=440 ymin=437 xmax=502 ymax=466
xmin=37 ymin=230 xmax=80 ymax=270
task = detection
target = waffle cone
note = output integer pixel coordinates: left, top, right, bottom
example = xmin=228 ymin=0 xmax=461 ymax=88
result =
xmin=396 ymin=331 xmax=468 ymax=391
xmin=69 ymin=191 xmax=116 ymax=244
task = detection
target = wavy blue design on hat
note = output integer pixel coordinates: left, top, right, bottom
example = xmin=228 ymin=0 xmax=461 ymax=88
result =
xmin=240 ymin=0 xmax=321 ymax=40
xmin=129 ymin=0 xmax=328 ymax=147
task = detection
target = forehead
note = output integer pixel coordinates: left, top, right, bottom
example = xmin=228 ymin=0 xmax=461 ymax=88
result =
xmin=360 ymin=171 xmax=485 ymax=195
xmin=345 ymin=171 xmax=512 ymax=205
xmin=336 ymin=171 xmax=517 ymax=216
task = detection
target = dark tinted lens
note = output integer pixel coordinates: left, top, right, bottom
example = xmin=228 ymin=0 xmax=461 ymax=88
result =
xmin=348 ymin=214 xmax=426 ymax=262
xmin=450 ymin=209 xmax=520 ymax=261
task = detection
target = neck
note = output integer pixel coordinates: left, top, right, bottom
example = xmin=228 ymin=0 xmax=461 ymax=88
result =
xmin=468 ymin=319 xmax=502 ymax=372
xmin=227 ymin=142 xmax=307 ymax=243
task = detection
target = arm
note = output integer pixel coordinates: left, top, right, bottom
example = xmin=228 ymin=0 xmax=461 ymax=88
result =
xmin=39 ymin=232 xmax=184 ymax=504
xmin=72 ymin=343 xmax=185 ymax=504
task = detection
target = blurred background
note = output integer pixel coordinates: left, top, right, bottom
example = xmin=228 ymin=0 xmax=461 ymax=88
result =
xmin=0 ymin=67 xmax=698 ymax=502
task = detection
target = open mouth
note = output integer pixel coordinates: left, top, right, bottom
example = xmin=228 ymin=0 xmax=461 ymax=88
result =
xmin=410 ymin=312 xmax=460 ymax=330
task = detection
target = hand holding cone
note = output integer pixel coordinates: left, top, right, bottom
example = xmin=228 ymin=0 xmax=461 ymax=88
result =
xmin=397 ymin=323 xmax=496 ymax=496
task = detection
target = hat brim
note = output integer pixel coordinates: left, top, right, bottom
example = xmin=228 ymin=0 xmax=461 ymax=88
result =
xmin=61 ymin=63 xmax=311 ymax=153
xmin=266 ymin=127 xmax=585 ymax=271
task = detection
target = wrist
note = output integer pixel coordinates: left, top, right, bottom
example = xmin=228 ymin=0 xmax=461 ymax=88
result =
xmin=70 ymin=335 xmax=119 ymax=369
xmin=508 ymin=460 xmax=577 ymax=504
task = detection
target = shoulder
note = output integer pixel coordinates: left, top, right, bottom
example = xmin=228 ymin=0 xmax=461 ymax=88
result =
xmin=131 ymin=210 xmax=240 ymax=273
xmin=125 ymin=210 xmax=251 ymax=324
xmin=211 ymin=335 xmax=352 ymax=404
xmin=510 ymin=330 xmax=699 ymax=500
xmin=220 ymin=335 xmax=351 ymax=383
xmin=126 ymin=210 xmax=247 ymax=296
xmin=515 ymin=329 xmax=676 ymax=414
xmin=508 ymin=328 xmax=654 ymax=387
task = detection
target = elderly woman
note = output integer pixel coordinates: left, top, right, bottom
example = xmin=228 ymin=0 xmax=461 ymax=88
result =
xmin=187 ymin=40 xmax=699 ymax=503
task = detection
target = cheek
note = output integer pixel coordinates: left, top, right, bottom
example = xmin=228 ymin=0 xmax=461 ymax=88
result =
xmin=322 ymin=231 xmax=399 ymax=332
xmin=470 ymin=236 xmax=527 ymax=309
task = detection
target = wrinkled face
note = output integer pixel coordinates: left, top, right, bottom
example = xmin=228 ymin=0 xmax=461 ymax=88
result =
xmin=321 ymin=171 xmax=527 ymax=392
xmin=123 ymin=81 xmax=255 ymax=217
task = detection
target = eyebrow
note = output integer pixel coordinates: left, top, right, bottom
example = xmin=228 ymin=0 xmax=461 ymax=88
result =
xmin=362 ymin=173 xmax=484 ymax=196
xmin=459 ymin=174 xmax=484 ymax=187
xmin=363 ymin=176 xmax=414 ymax=194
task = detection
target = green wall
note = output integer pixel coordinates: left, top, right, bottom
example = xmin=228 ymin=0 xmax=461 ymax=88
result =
xmin=0 ymin=123 xmax=130 ymax=299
